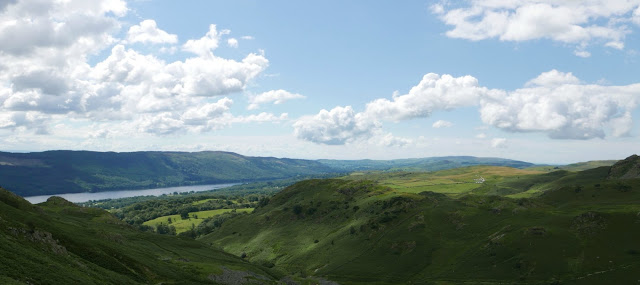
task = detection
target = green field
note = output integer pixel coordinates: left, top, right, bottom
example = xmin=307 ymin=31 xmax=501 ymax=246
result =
xmin=343 ymin=166 xmax=544 ymax=197
xmin=144 ymin=208 xmax=253 ymax=233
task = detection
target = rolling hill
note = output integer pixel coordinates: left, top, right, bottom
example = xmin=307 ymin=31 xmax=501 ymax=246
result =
xmin=0 ymin=151 xmax=543 ymax=197
xmin=202 ymin=156 xmax=640 ymax=284
xmin=0 ymin=150 xmax=336 ymax=196
xmin=318 ymin=156 xmax=535 ymax=171
xmin=0 ymin=187 xmax=280 ymax=284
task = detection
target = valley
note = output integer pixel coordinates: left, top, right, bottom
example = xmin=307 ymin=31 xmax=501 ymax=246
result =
xmin=1 ymin=153 xmax=637 ymax=284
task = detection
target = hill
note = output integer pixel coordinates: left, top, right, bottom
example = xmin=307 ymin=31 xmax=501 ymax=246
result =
xmin=0 ymin=187 xmax=280 ymax=284
xmin=607 ymin=154 xmax=640 ymax=179
xmin=528 ymin=160 xmax=618 ymax=172
xmin=0 ymin=150 xmax=336 ymax=196
xmin=202 ymin=157 xmax=640 ymax=284
xmin=318 ymin=156 xmax=535 ymax=172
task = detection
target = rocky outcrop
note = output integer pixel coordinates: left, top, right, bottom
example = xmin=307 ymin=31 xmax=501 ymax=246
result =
xmin=607 ymin=155 xmax=640 ymax=179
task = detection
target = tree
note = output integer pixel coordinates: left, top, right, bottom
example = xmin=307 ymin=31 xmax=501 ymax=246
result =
xmin=180 ymin=210 xmax=190 ymax=220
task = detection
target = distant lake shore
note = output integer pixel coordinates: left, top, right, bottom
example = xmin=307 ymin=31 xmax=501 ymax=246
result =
xmin=23 ymin=183 xmax=238 ymax=204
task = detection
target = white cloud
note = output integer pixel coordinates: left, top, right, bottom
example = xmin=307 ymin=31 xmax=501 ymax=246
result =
xmin=293 ymin=106 xmax=379 ymax=145
xmin=434 ymin=1 xmax=640 ymax=56
xmin=525 ymin=69 xmax=579 ymax=87
xmin=574 ymin=50 xmax=592 ymax=58
xmin=476 ymin=133 xmax=487 ymax=139
xmin=227 ymin=38 xmax=238 ymax=48
xmin=183 ymin=24 xmax=229 ymax=58
xmin=0 ymin=0 xmax=125 ymax=57
xmin=126 ymin=19 xmax=177 ymax=44
xmin=296 ymin=70 xmax=640 ymax=145
xmin=248 ymin=89 xmax=305 ymax=110
xmin=0 ymin=1 xmax=273 ymax=137
xmin=364 ymin=73 xmax=490 ymax=121
xmin=234 ymin=112 xmax=288 ymax=123
xmin=480 ymin=73 xmax=639 ymax=139
xmin=609 ymin=111 xmax=633 ymax=137
xmin=605 ymin=41 xmax=625 ymax=50
xmin=432 ymin=120 xmax=453 ymax=128
xmin=491 ymin=138 xmax=508 ymax=148
xmin=241 ymin=36 xmax=254 ymax=40
xmin=376 ymin=133 xmax=412 ymax=147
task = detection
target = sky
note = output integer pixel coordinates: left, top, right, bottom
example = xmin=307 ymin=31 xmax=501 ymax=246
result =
xmin=0 ymin=0 xmax=639 ymax=164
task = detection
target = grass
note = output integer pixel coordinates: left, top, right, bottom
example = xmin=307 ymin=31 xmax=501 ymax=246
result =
xmin=143 ymin=208 xmax=253 ymax=233
xmin=201 ymin=161 xmax=640 ymax=284
xmin=342 ymin=166 xmax=544 ymax=197
xmin=0 ymin=188 xmax=277 ymax=284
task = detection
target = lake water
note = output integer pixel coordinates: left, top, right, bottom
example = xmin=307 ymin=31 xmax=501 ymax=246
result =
xmin=23 ymin=183 xmax=237 ymax=204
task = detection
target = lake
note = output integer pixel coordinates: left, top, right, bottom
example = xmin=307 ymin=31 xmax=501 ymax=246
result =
xmin=23 ymin=183 xmax=238 ymax=204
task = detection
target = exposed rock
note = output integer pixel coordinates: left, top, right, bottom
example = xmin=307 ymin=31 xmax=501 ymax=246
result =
xmin=607 ymin=154 xmax=640 ymax=180
xmin=8 ymin=227 xmax=68 ymax=255
xmin=208 ymin=267 xmax=271 ymax=284
xmin=571 ymin=212 xmax=607 ymax=236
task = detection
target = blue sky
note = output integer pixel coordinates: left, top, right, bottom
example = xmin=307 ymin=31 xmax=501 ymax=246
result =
xmin=0 ymin=0 xmax=639 ymax=163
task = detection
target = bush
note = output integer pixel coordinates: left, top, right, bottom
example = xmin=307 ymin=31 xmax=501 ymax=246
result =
xmin=292 ymin=205 xmax=303 ymax=215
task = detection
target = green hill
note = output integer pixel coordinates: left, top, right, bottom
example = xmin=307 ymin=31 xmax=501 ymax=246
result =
xmin=202 ymin=158 xmax=640 ymax=284
xmin=528 ymin=160 xmax=618 ymax=172
xmin=0 ymin=186 xmax=284 ymax=284
xmin=607 ymin=154 xmax=640 ymax=179
xmin=0 ymin=150 xmax=336 ymax=196
xmin=318 ymin=156 xmax=535 ymax=171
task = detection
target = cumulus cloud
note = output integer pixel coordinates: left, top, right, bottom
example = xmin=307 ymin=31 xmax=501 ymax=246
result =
xmin=491 ymin=138 xmax=508 ymax=148
xmin=365 ymin=73 xmax=491 ymax=121
xmin=0 ymin=0 xmax=276 ymax=137
xmin=433 ymin=1 xmax=640 ymax=56
xmin=183 ymin=24 xmax=229 ymax=58
xmin=248 ymin=89 xmax=305 ymax=110
xmin=294 ymin=73 xmax=496 ymax=146
xmin=295 ymin=70 xmax=640 ymax=145
xmin=227 ymin=38 xmax=238 ymax=48
xmin=479 ymin=72 xmax=639 ymax=139
xmin=574 ymin=50 xmax=592 ymax=58
xmin=525 ymin=69 xmax=580 ymax=87
xmin=0 ymin=0 xmax=125 ymax=56
xmin=293 ymin=106 xmax=379 ymax=145
xmin=126 ymin=19 xmax=178 ymax=44
xmin=234 ymin=112 xmax=288 ymax=123
xmin=432 ymin=120 xmax=453 ymax=128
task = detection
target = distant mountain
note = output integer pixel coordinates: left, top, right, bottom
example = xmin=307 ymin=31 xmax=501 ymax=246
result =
xmin=0 ymin=151 xmax=336 ymax=196
xmin=318 ymin=156 xmax=535 ymax=171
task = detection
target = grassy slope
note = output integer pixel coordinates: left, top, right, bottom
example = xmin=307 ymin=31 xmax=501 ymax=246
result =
xmin=0 ymin=150 xmax=336 ymax=196
xmin=342 ymin=166 xmax=543 ymax=197
xmin=319 ymin=156 xmax=534 ymax=172
xmin=144 ymin=208 xmax=254 ymax=233
xmin=202 ymin=167 xmax=640 ymax=284
xmin=0 ymin=188 xmax=277 ymax=284
xmin=527 ymin=160 xmax=618 ymax=172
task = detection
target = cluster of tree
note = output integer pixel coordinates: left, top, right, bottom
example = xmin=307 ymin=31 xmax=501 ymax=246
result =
xmin=113 ymin=195 xmax=262 ymax=225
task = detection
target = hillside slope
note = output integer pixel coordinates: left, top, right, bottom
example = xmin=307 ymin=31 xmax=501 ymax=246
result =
xmin=0 ymin=187 xmax=278 ymax=284
xmin=202 ymin=162 xmax=640 ymax=284
xmin=318 ymin=156 xmax=534 ymax=171
xmin=0 ymin=151 xmax=336 ymax=196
